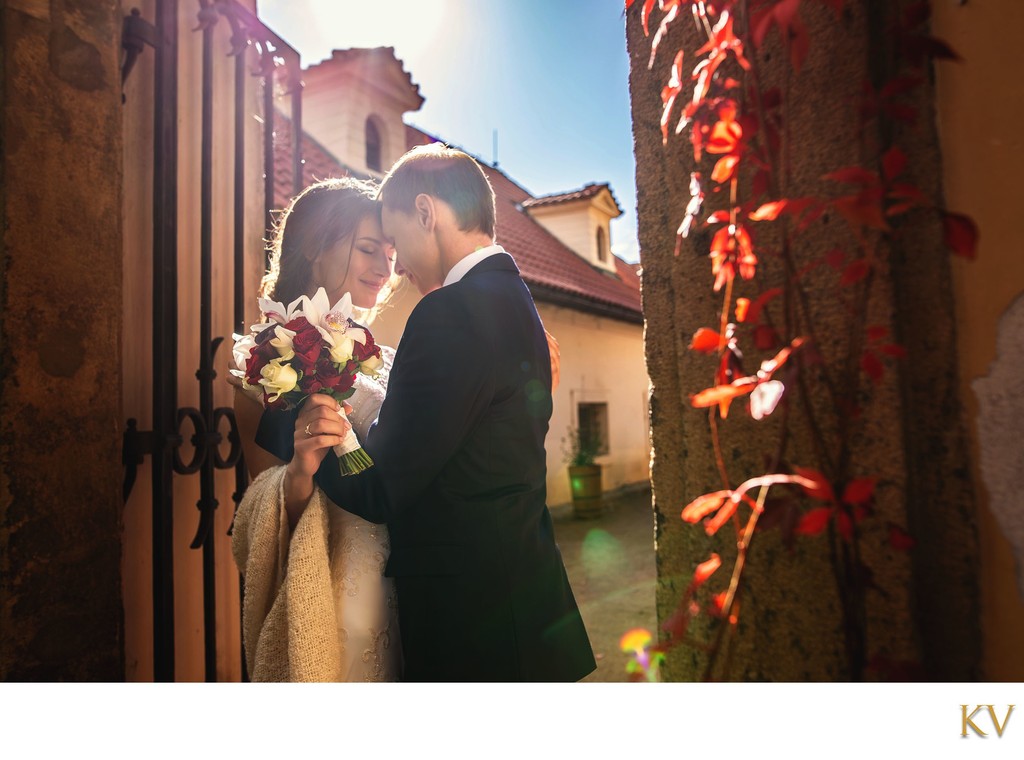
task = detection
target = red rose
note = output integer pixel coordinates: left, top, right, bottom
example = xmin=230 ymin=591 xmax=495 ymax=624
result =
xmin=317 ymin=361 xmax=357 ymax=394
xmin=245 ymin=339 xmax=278 ymax=384
xmin=290 ymin=320 xmax=324 ymax=370
xmin=298 ymin=374 xmax=323 ymax=394
xmin=352 ymin=331 xmax=380 ymax=362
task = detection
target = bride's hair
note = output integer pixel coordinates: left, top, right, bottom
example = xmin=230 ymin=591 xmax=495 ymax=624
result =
xmin=259 ymin=176 xmax=401 ymax=324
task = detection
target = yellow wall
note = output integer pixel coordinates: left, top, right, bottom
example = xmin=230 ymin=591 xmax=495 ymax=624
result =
xmin=933 ymin=0 xmax=1024 ymax=680
xmin=122 ymin=0 xmax=265 ymax=681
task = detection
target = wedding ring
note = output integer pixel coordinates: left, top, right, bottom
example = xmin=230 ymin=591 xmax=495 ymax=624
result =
xmin=304 ymin=423 xmax=313 ymax=437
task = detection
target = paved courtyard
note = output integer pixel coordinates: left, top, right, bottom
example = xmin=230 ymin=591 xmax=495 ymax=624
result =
xmin=550 ymin=484 xmax=657 ymax=683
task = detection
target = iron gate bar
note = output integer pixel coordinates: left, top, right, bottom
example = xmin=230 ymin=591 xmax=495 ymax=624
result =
xmin=232 ymin=32 xmax=250 ymax=684
xmin=152 ymin=0 xmax=179 ymax=683
xmin=195 ymin=0 xmax=220 ymax=682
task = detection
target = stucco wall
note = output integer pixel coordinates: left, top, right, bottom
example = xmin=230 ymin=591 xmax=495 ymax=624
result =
xmin=933 ymin=0 xmax=1024 ymax=681
xmin=1 ymin=0 xmax=124 ymax=680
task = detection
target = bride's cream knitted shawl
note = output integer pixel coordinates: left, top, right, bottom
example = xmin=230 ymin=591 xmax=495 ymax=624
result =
xmin=231 ymin=465 xmax=343 ymax=682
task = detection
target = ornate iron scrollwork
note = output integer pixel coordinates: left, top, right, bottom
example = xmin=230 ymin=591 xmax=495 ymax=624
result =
xmin=121 ymin=8 xmax=159 ymax=102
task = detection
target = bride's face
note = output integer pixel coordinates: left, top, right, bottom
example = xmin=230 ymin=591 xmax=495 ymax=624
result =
xmin=313 ymin=214 xmax=395 ymax=309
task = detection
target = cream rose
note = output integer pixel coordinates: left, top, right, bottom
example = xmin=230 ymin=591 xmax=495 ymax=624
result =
xmin=259 ymin=358 xmax=298 ymax=401
xmin=329 ymin=335 xmax=355 ymax=364
xmin=358 ymin=352 xmax=383 ymax=375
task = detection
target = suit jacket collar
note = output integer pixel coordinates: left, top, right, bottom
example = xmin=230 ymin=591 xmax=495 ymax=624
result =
xmin=460 ymin=251 xmax=520 ymax=280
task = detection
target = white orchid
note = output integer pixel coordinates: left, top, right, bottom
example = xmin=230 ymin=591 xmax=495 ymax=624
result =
xmin=301 ymin=288 xmax=368 ymax=348
xmin=257 ymin=293 xmax=306 ymax=325
xmin=269 ymin=325 xmax=297 ymax=360
xmin=231 ymin=332 xmax=256 ymax=372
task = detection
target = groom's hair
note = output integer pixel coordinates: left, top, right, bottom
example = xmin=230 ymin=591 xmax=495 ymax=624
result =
xmin=377 ymin=143 xmax=496 ymax=238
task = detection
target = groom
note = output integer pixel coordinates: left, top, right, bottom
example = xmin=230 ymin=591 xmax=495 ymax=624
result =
xmin=314 ymin=143 xmax=596 ymax=682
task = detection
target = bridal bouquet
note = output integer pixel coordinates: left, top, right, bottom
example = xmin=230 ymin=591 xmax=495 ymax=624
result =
xmin=231 ymin=287 xmax=383 ymax=476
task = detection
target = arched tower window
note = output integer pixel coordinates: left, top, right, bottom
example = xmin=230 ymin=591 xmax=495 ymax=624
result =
xmin=365 ymin=117 xmax=382 ymax=172
xmin=596 ymin=226 xmax=608 ymax=263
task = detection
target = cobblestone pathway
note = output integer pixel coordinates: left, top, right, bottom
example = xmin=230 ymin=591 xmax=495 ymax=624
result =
xmin=550 ymin=485 xmax=657 ymax=683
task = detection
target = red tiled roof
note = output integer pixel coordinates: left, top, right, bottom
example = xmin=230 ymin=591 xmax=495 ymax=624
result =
xmin=273 ymin=118 xmax=641 ymax=320
xmin=522 ymin=182 xmax=623 ymax=216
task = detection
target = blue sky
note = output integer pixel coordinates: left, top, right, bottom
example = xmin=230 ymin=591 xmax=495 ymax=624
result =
xmin=257 ymin=0 xmax=639 ymax=262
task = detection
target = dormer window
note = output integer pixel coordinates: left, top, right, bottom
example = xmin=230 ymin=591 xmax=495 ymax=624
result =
xmin=365 ymin=117 xmax=382 ymax=172
xmin=521 ymin=182 xmax=623 ymax=274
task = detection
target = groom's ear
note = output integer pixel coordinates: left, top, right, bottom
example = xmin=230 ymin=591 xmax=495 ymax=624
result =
xmin=414 ymin=193 xmax=435 ymax=232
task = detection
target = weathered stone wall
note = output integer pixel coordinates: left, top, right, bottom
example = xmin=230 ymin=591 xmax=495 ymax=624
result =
xmin=626 ymin=0 xmax=980 ymax=680
xmin=0 ymin=0 xmax=124 ymax=680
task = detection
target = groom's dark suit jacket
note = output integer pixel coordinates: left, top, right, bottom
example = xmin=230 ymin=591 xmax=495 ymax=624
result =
xmin=263 ymin=252 xmax=595 ymax=682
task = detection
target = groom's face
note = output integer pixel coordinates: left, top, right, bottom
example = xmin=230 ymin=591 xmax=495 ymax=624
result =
xmin=382 ymin=202 xmax=441 ymax=295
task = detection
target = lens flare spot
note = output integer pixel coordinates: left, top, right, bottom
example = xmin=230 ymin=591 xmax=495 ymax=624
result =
xmin=619 ymin=628 xmax=652 ymax=654
xmin=581 ymin=528 xmax=627 ymax=579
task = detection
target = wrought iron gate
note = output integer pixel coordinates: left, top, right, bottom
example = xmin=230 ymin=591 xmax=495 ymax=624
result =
xmin=121 ymin=0 xmax=304 ymax=682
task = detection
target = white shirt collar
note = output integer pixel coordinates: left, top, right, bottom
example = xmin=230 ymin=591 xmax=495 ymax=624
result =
xmin=442 ymin=244 xmax=507 ymax=287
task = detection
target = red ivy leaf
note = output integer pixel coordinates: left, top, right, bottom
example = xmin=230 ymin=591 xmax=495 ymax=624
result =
xmin=689 ymin=380 xmax=758 ymax=412
xmin=861 ymin=349 xmax=884 ymax=383
xmin=689 ymin=327 xmax=721 ymax=354
xmin=833 ymin=190 xmax=890 ymax=232
xmin=792 ymin=466 xmax=836 ymax=501
xmin=704 ymin=497 xmax=738 ymax=535
xmin=825 ymin=249 xmax=846 ymax=270
xmin=795 ymin=506 xmax=834 ymax=536
xmin=867 ymin=325 xmax=889 ymax=341
xmin=842 ymin=477 xmax=877 ymax=505
xmin=881 ymin=146 xmax=908 ymax=182
xmin=754 ymin=324 xmax=780 ymax=350
xmin=745 ymin=287 xmax=783 ymax=325
xmin=841 ymin=259 xmax=871 ymax=286
xmin=692 ymin=553 xmax=722 ymax=586
xmin=711 ymin=154 xmax=741 ymax=183
xmin=889 ymin=524 xmax=916 ymax=551
xmin=681 ymin=491 xmax=731 ymax=523
xmin=641 ymin=0 xmax=657 ymax=35
xmin=942 ymin=211 xmax=979 ymax=259
xmin=824 ymin=166 xmax=880 ymax=185
xmin=735 ymin=298 xmax=751 ymax=323
xmin=749 ymin=200 xmax=788 ymax=221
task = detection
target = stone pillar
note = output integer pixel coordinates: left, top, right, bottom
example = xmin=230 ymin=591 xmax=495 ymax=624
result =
xmin=626 ymin=0 xmax=980 ymax=680
xmin=0 ymin=0 xmax=124 ymax=680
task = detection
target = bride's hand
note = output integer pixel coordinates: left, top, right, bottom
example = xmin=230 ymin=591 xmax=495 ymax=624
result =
xmin=283 ymin=394 xmax=353 ymax=531
xmin=288 ymin=394 xmax=354 ymax=480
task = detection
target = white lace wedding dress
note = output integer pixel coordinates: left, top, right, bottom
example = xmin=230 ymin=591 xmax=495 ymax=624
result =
xmin=329 ymin=345 xmax=401 ymax=681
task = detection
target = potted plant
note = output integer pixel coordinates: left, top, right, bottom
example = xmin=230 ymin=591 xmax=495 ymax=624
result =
xmin=563 ymin=425 xmax=604 ymax=518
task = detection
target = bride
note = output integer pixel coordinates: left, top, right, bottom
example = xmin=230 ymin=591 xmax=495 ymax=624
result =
xmin=231 ymin=177 xmax=402 ymax=682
